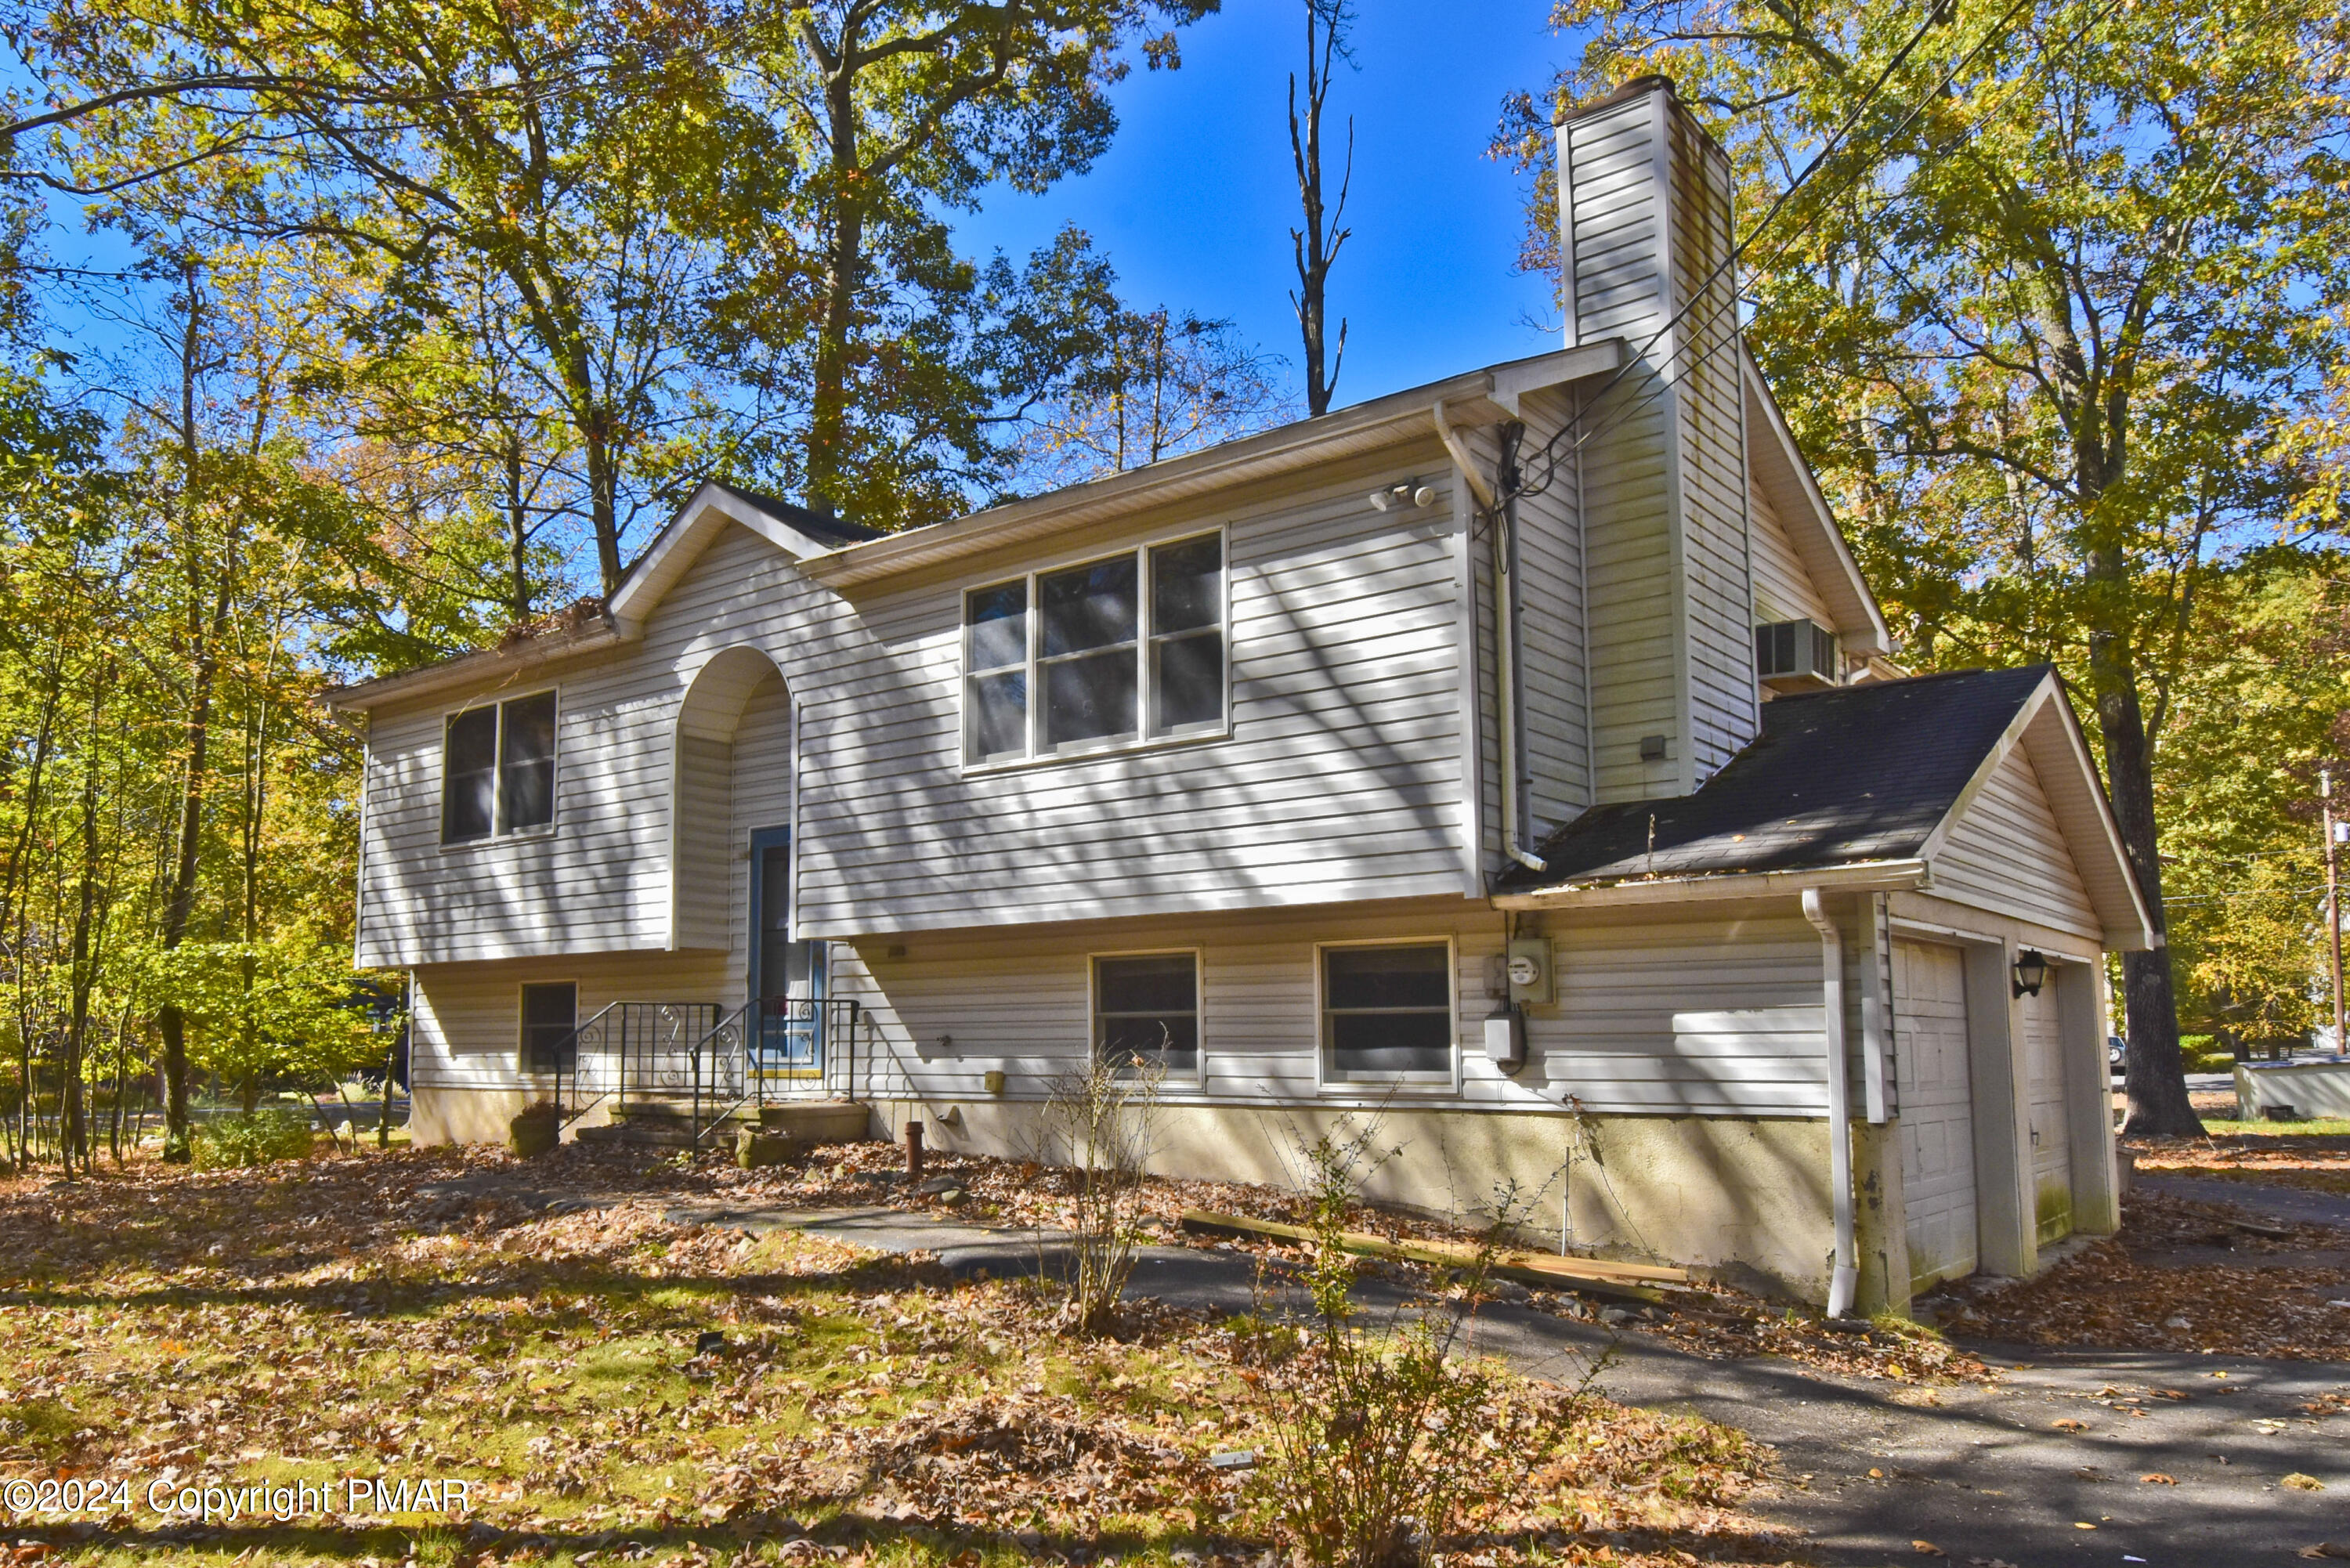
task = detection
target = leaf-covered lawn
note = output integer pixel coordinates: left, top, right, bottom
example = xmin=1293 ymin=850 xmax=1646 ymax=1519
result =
xmin=0 ymin=1146 xmax=1802 ymax=1568
xmin=2131 ymin=1131 xmax=2350 ymax=1198
xmin=1940 ymin=1189 xmax=2350 ymax=1359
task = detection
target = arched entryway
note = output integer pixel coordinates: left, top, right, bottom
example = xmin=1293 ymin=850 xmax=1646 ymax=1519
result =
xmin=669 ymin=647 xmax=795 ymax=1001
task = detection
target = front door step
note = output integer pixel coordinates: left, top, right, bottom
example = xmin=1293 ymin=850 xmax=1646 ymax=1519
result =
xmin=572 ymin=1100 xmax=873 ymax=1151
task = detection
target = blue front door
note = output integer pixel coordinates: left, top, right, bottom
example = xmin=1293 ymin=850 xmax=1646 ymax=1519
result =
xmin=747 ymin=828 xmax=824 ymax=1074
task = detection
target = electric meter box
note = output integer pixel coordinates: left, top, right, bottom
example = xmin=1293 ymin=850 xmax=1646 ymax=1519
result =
xmin=1506 ymin=936 xmax=1553 ymax=1006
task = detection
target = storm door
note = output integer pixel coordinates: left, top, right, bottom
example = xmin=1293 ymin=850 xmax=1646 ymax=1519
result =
xmin=747 ymin=827 xmax=825 ymax=1077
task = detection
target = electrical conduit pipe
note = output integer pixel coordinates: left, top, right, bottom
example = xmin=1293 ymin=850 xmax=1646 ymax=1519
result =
xmin=1434 ymin=399 xmax=1546 ymax=876
xmin=1802 ymin=887 xmax=1860 ymax=1318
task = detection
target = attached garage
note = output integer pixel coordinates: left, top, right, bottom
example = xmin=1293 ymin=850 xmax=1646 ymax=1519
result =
xmin=1894 ymin=940 xmax=1977 ymax=1290
xmin=1499 ymin=665 xmax=2154 ymax=1310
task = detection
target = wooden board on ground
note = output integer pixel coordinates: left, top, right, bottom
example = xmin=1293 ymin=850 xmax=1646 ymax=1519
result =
xmin=1177 ymin=1209 xmax=1685 ymax=1305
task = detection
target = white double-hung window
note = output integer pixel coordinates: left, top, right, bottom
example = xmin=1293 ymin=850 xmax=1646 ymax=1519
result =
xmin=441 ymin=691 xmax=558 ymax=843
xmin=964 ymin=531 xmax=1225 ymax=764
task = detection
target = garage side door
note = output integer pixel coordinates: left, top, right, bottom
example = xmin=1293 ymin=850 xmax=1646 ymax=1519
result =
xmin=1895 ymin=941 xmax=1976 ymax=1287
xmin=2023 ymin=980 xmax=2073 ymax=1244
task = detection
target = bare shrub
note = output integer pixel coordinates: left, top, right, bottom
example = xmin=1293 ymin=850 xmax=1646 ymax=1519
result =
xmin=1034 ymin=1055 xmax=1163 ymax=1335
xmin=1251 ymin=1116 xmax=1543 ymax=1568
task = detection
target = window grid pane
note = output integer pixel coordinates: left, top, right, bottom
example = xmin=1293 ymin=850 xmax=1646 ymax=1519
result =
xmin=964 ymin=537 xmax=1224 ymax=764
xmin=497 ymin=693 xmax=557 ymax=833
xmin=1043 ymin=648 xmax=1139 ymax=747
xmin=1323 ymin=945 xmax=1452 ymax=1078
xmin=520 ymin=981 xmax=578 ymax=1073
xmin=1095 ymin=954 xmax=1198 ymax=1071
xmin=442 ymin=707 xmax=498 ymax=842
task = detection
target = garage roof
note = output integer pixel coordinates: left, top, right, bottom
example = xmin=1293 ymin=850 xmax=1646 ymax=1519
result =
xmin=1495 ymin=666 xmax=2157 ymax=948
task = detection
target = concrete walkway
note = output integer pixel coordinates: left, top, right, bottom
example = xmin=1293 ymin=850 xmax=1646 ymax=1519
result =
xmin=2136 ymin=1170 xmax=2350 ymax=1231
xmin=653 ymin=1198 xmax=2350 ymax=1568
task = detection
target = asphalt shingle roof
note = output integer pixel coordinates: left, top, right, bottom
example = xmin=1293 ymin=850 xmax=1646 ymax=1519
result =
xmin=1498 ymin=663 xmax=2055 ymax=891
xmin=707 ymin=480 xmax=885 ymax=547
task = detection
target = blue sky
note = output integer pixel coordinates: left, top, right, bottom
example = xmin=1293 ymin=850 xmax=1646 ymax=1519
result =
xmin=953 ymin=0 xmax=1575 ymax=406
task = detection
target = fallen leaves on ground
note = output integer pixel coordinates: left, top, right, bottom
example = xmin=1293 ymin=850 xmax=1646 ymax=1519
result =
xmin=0 ymin=1144 xmax=1804 ymax=1567
xmin=732 ymin=1139 xmax=1989 ymax=1386
xmin=2131 ymin=1132 xmax=2350 ymax=1198
xmin=1939 ymin=1190 xmax=2350 ymax=1360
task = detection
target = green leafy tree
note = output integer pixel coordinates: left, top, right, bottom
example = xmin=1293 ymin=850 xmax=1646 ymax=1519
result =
xmin=1501 ymin=0 xmax=2350 ymax=1133
xmin=732 ymin=0 xmax=1218 ymax=525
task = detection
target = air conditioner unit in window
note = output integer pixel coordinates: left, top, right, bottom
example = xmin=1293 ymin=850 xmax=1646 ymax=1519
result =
xmin=1754 ymin=618 xmax=1841 ymax=691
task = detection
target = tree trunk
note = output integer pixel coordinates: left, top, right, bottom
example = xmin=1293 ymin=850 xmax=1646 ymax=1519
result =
xmin=505 ymin=432 xmax=533 ymax=620
xmin=1288 ymin=2 xmax=1350 ymax=420
xmin=159 ymin=260 xmax=221 ymax=1164
xmin=808 ymin=82 xmax=866 ymax=509
xmin=2086 ymin=583 xmax=2200 ymax=1135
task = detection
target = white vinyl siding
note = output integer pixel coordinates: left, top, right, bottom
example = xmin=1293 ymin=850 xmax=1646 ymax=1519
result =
xmin=1531 ymin=910 xmax=1831 ymax=1115
xmin=796 ymin=464 xmax=1470 ymax=936
xmin=407 ymin=951 xmax=734 ymax=1097
xmin=1932 ymin=745 xmax=2102 ymax=940
xmin=1749 ymin=472 xmax=1833 ymax=628
xmin=360 ymin=457 xmax=1475 ymax=965
xmin=1558 ymin=83 xmax=1757 ymax=801
xmin=823 ymin=899 xmax=1514 ymax=1111
xmin=728 ymin=675 xmax=794 ymax=988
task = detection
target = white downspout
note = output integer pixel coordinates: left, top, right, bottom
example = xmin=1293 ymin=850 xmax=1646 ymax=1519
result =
xmin=1434 ymin=399 xmax=1546 ymax=876
xmin=1802 ymin=887 xmax=1860 ymax=1319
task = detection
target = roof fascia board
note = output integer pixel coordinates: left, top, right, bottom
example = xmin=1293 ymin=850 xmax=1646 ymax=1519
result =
xmin=797 ymin=351 xmax=1631 ymax=591
xmin=1740 ymin=348 xmax=1892 ymax=655
xmin=801 ymin=371 xmax=1494 ymax=589
xmin=1487 ymin=338 xmax=1627 ymax=415
xmin=2017 ymin=685 xmax=2160 ymax=948
xmin=321 ymin=620 xmax=626 ymax=714
xmin=1491 ymin=858 xmax=1929 ymax=911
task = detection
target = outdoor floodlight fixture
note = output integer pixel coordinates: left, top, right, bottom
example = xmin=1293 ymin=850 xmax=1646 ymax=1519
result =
xmin=1367 ymin=482 xmax=1439 ymax=512
xmin=2012 ymin=949 xmax=2048 ymax=999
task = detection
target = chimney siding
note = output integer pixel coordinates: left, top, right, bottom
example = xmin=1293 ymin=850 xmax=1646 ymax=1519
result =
xmin=1558 ymin=78 xmax=1759 ymax=803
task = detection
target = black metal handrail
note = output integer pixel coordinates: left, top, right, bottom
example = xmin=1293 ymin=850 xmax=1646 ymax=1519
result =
xmin=682 ymin=997 xmax=870 ymax=1145
xmin=552 ymin=1002 xmax=725 ymax=1129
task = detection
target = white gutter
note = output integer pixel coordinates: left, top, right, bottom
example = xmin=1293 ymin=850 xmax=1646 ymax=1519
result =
xmin=1436 ymin=399 xmax=1545 ymax=876
xmin=1802 ymin=887 xmax=1860 ymax=1320
xmin=1492 ymin=858 xmax=1929 ymax=911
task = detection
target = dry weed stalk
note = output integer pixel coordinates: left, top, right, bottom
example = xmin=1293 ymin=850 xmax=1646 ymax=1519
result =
xmin=1249 ymin=1117 xmax=1543 ymax=1568
xmin=1036 ymin=1055 xmax=1164 ymax=1335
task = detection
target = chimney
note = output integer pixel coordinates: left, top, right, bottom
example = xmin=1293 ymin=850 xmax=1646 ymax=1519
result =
xmin=1555 ymin=76 xmax=1758 ymax=802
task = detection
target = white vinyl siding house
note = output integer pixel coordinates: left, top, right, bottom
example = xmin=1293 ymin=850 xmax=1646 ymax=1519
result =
xmin=343 ymin=76 xmax=2152 ymax=1313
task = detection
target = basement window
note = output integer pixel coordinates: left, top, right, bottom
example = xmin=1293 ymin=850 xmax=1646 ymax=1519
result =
xmin=1321 ymin=941 xmax=1455 ymax=1083
xmin=1092 ymin=952 xmax=1201 ymax=1075
xmin=441 ymin=691 xmax=558 ymax=843
xmin=964 ymin=530 xmax=1227 ymax=765
xmin=519 ymin=981 xmax=578 ymax=1074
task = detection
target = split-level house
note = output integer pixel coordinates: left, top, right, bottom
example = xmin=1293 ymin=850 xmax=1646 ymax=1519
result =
xmin=329 ymin=78 xmax=2154 ymax=1313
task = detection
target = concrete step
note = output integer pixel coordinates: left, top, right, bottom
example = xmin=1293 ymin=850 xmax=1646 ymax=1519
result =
xmin=574 ymin=1100 xmax=873 ymax=1151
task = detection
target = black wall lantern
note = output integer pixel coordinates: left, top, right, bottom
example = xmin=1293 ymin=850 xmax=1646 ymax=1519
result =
xmin=2012 ymin=949 xmax=2049 ymax=999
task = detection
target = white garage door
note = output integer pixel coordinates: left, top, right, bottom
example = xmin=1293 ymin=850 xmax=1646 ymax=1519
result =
xmin=2023 ymin=977 xmax=2073 ymax=1243
xmin=1895 ymin=941 xmax=1976 ymax=1285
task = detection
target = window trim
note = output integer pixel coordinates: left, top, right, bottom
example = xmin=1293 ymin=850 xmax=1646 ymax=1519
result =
xmin=1313 ymin=935 xmax=1461 ymax=1093
xmin=517 ymin=978 xmax=580 ymax=1077
xmin=960 ymin=526 xmax=1231 ymax=773
xmin=1086 ymin=945 xmax=1206 ymax=1084
xmin=439 ymin=687 xmax=561 ymax=847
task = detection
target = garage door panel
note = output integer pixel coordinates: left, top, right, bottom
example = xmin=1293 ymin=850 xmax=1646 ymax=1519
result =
xmin=1895 ymin=941 xmax=1976 ymax=1287
xmin=2023 ymin=981 xmax=2072 ymax=1244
